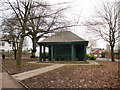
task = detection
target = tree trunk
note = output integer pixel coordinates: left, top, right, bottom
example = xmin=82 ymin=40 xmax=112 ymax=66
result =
xmin=111 ymin=46 xmax=115 ymax=62
xmin=16 ymin=38 xmax=24 ymax=69
xmin=31 ymin=39 xmax=37 ymax=58
xmin=14 ymin=50 xmax=17 ymax=59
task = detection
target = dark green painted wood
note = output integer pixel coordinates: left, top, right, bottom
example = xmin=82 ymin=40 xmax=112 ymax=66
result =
xmin=48 ymin=47 xmax=51 ymax=61
xmin=71 ymin=44 xmax=75 ymax=61
xmin=53 ymin=45 xmax=71 ymax=59
xmin=83 ymin=45 xmax=87 ymax=62
xmin=51 ymin=45 xmax=54 ymax=61
xmin=38 ymin=41 xmax=88 ymax=46
xmin=38 ymin=41 xmax=88 ymax=62
xmin=39 ymin=45 xmax=42 ymax=62
xmin=43 ymin=45 xmax=45 ymax=61
xmin=76 ymin=45 xmax=84 ymax=60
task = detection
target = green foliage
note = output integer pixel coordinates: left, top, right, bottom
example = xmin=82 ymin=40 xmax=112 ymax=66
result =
xmin=114 ymin=52 xmax=119 ymax=55
xmin=87 ymin=54 xmax=96 ymax=60
xmin=41 ymin=52 xmax=49 ymax=58
xmin=101 ymin=52 xmax=108 ymax=58
xmin=22 ymin=50 xmax=29 ymax=54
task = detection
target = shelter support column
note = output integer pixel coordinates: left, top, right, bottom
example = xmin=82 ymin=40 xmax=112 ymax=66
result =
xmin=43 ymin=45 xmax=46 ymax=61
xmin=39 ymin=45 xmax=42 ymax=62
xmin=83 ymin=45 xmax=87 ymax=62
xmin=51 ymin=45 xmax=54 ymax=61
xmin=71 ymin=44 xmax=75 ymax=61
xmin=49 ymin=47 xmax=51 ymax=61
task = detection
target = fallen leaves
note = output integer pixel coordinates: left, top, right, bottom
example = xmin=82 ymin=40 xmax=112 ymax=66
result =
xmin=21 ymin=61 xmax=119 ymax=88
xmin=2 ymin=59 xmax=50 ymax=75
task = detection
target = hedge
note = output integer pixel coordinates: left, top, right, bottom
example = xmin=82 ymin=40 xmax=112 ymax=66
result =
xmin=86 ymin=54 xmax=96 ymax=60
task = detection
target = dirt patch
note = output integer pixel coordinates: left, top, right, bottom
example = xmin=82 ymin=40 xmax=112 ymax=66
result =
xmin=21 ymin=61 xmax=119 ymax=88
xmin=2 ymin=59 xmax=51 ymax=75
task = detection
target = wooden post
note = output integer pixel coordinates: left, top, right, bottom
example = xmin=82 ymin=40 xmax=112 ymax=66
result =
xmin=43 ymin=45 xmax=45 ymax=61
xmin=71 ymin=44 xmax=75 ymax=61
xmin=83 ymin=45 xmax=87 ymax=62
xmin=51 ymin=45 xmax=54 ymax=61
xmin=49 ymin=46 xmax=51 ymax=61
xmin=39 ymin=45 xmax=42 ymax=62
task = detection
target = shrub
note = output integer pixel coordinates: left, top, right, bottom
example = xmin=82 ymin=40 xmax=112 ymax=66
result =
xmin=114 ymin=52 xmax=119 ymax=55
xmin=22 ymin=50 xmax=29 ymax=54
xmin=41 ymin=52 xmax=49 ymax=58
xmin=87 ymin=54 xmax=96 ymax=60
xmin=101 ymin=52 xmax=109 ymax=58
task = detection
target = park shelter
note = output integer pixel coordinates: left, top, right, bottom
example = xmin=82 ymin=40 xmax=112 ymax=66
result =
xmin=38 ymin=31 xmax=89 ymax=62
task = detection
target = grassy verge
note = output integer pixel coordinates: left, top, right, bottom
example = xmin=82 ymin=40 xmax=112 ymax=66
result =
xmin=2 ymin=59 xmax=52 ymax=75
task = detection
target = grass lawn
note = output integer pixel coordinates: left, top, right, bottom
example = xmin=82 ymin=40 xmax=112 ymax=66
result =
xmin=21 ymin=61 xmax=120 ymax=88
xmin=2 ymin=59 xmax=52 ymax=75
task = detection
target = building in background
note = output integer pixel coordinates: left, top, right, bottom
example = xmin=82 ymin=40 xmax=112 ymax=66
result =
xmin=86 ymin=47 xmax=92 ymax=54
xmin=90 ymin=48 xmax=105 ymax=58
xmin=0 ymin=34 xmax=12 ymax=53
xmin=0 ymin=34 xmax=30 ymax=59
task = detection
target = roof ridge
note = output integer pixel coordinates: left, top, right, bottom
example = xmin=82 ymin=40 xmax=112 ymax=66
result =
xmin=42 ymin=31 xmax=86 ymax=42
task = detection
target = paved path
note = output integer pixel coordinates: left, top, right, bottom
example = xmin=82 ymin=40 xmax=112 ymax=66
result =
xmin=12 ymin=64 xmax=65 ymax=81
xmin=87 ymin=60 xmax=100 ymax=65
xmin=28 ymin=61 xmax=100 ymax=65
xmin=96 ymin=58 xmax=120 ymax=62
xmin=0 ymin=56 xmax=26 ymax=89
xmin=12 ymin=61 xmax=99 ymax=81
xmin=2 ymin=69 xmax=26 ymax=89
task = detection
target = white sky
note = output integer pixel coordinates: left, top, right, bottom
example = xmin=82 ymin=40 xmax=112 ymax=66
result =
xmin=45 ymin=0 xmax=119 ymax=49
xmin=45 ymin=0 xmax=107 ymax=49
xmin=1 ymin=0 xmax=119 ymax=49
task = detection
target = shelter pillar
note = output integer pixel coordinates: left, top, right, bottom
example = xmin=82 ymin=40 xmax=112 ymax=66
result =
xmin=71 ymin=44 xmax=75 ymax=61
xmin=43 ymin=45 xmax=46 ymax=61
xmin=83 ymin=45 xmax=87 ymax=62
xmin=39 ymin=45 xmax=42 ymax=62
xmin=51 ymin=45 xmax=54 ymax=61
xmin=49 ymin=47 xmax=51 ymax=61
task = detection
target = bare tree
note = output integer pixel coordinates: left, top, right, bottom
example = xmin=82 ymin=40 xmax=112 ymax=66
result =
xmin=85 ymin=1 xmax=120 ymax=61
xmin=4 ymin=0 xmax=34 ymax=68
xmin=88 ymin=39 xmax=97 ymax=48
xmin=1 ymin=17 xmax=20 ymax=59
xmin=1 ymin=0 xmax=77 ymax=68
xmin=26 ymin=4 xmax=74 ymax=58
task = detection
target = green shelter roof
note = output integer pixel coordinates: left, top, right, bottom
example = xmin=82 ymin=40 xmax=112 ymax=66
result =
xmin=42 ymin=31 xmax=86 ymax=42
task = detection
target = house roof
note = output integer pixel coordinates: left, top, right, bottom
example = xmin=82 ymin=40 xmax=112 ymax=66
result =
xmin=0 ymin=34 xmax=4 ymax=41
xmin=42 ymin=31 xmax=86 ymax=42
xmin=0 ymin=34 xmax=3 ymax=39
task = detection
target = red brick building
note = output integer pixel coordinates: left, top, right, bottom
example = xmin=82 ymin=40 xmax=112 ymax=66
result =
xmin=91 ymin=48 xmax=105 ymax=58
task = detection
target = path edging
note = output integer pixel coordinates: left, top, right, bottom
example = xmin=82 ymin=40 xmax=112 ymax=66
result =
xmin=19 ymin=81 xmax=30 ymax=90
xmin=2 ymin=66 xmax=28 ymax=89
xmin=2 ymin=65 xmax=11 ymax=75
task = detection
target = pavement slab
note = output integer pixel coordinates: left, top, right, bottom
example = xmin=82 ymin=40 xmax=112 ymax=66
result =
xmin=12 ymin=61 xmax=99 ymax=81
xmin=12 ymin=64 xmax=65 ymax=81
xmin=2 ymin=69 xmax=26 ymax=89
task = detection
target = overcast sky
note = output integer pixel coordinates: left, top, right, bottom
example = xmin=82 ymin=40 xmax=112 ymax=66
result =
xmin=45 ymin=0 xmax=107 ymax=49
xmin=1 ymin=0 xmax=119 ymax=49
xmin=44 ymin=0 xmax=119 ymax=49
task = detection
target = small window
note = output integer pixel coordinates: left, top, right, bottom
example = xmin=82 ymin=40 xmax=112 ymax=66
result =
xmin=0 ymin=49 xmax=5 ymax=53
xmin=2 ymin=42 xmax=5 ymax=46
xmin=0 ymin=42 xmax=2 ymax=46
xmin=99 ymin=51 xmax=102 ymax=53
xmin=10 ymin=43 xmax=12 ymax=47
xmin=2 ymin=50 xmax=4 ymax=52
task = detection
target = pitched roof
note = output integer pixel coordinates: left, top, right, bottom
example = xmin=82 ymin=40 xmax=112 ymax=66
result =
xmin=0 ymin=34 xmax=4 ymax=41
xmin=42 ymin=31 xmax=85 ymax=42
